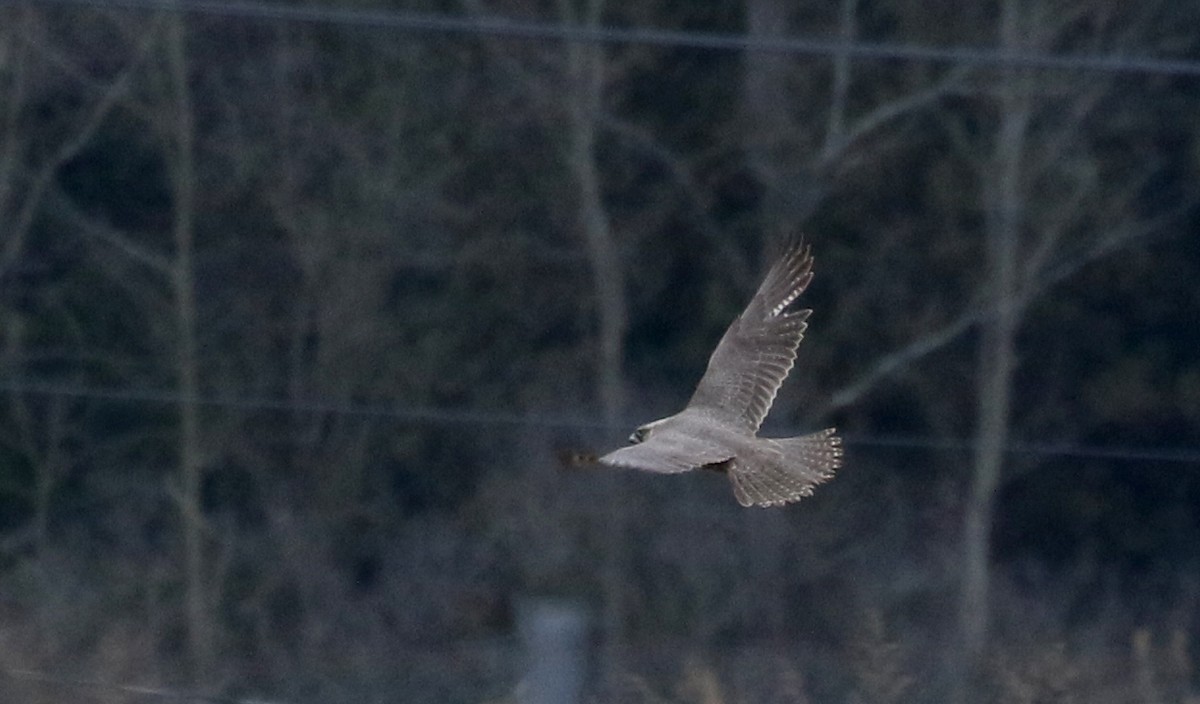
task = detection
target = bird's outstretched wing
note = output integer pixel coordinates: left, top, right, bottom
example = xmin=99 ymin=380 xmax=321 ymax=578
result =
xmin=686 ymin=239 xmax=814 ymax=433
xmin=599 ymin=429 xmax=732 ymax=475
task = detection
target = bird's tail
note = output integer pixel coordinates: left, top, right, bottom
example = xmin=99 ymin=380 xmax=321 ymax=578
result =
xmin=728 ymin=428 xmax=843 ymax=507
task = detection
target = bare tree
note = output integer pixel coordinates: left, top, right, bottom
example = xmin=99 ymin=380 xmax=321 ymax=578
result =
xmin=948 ymin=0 xmax=1180 ymax=695
xmin=0 ymin=8 xmax=152 ymax=279
xmin=161 ymin=13 xmax=214 ymax=682
xmin=456 ymin=0 xmax=634 ymax=681
xmin=559 ymin=0 xmax=633 ymax=684
xmin=23 ymin=11 xmax=221 ymax=683
xmin=0 ymin=4 xmax=164 ymax=667
xmin=740 ymin=0 xmax=968 ymax=267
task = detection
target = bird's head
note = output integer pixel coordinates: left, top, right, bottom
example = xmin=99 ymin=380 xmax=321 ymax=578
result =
xmin=628 ymin=417 xmax=669 ymax=444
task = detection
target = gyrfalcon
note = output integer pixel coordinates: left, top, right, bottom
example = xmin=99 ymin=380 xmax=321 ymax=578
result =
xmin=597 ymin=238 xmax=842 ymax=507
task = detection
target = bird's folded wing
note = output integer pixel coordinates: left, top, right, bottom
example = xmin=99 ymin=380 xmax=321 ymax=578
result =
xmin=599 ymin=431 xmax=732 ymax=474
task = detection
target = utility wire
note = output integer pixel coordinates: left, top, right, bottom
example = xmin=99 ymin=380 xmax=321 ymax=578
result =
xmin=842 ymin=433 xmax=1200 ymax=465
xmin=0 ymin=377 xmax=608 ymax=429
xmin=15 ymin=0 xmax=1200 ymax=77
xmin=2 ymin=377 xmax=1198 ymax=465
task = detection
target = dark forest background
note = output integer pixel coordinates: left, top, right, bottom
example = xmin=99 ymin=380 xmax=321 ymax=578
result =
xmin=1 ymin=0 xmax=1199 ymax=702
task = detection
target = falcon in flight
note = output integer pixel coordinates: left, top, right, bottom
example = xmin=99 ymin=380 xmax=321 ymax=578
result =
xmin=597 ymin=239 xmax=842 ymax=507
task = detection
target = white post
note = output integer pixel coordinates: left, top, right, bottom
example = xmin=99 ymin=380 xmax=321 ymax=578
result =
xmin=517 ymin=598 xmax=589 ymax=704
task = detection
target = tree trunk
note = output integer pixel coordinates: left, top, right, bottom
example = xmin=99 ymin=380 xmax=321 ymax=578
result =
xmin=958 ymin=0 xmax=1027 ymax=693
xmin=562 ymin=0 xmax=628 ymax=685
xmin=165 ymin=13 xmax=212 ymax=683
xmin=742 ymin=0 xmax=795 ymax=248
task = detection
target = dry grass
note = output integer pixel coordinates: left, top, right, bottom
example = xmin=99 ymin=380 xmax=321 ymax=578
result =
xmin=989 ymin=640 xmax=1080 ymax=704
xmin=846 ymin=608 xmax=913 ymax=704
xmin=1133 ymin=625 xmax=1197 ymax=704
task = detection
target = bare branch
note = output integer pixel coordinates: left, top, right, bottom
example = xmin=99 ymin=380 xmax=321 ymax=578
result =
xmin=597 ymin=113 xmax=753 ymax=285
xmin=0 ymin=8 xmax=33 ymax=221
xmin=824 ymin=0 xmax=858 ymax=151
xmin=1027 ymin=202 xmax=1191 ymax=306
xmin=48 ymin=185 xmax=173 ymax=275
xmin=460 ymin=0 xmax=562 ymax=115
xmin=825 ymin=303 xmax=987 ymax=413
xmin=3 ymin=15 xmax=163 ymax=277
xmin=822 ymin=63 xmax=971 ymax=169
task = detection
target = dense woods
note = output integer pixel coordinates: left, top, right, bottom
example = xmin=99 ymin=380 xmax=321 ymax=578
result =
xmin=1 ymin=0 xmax=1199 ymax=701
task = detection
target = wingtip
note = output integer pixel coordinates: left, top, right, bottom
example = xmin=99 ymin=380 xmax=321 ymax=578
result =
xmin=783 ymin=234 xmax=813 ymax=265
xmin=765 ymin=239 xmax=816 ymax=317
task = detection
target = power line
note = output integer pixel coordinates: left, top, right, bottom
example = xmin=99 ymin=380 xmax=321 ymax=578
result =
xmin=843 ymin=433 xmax=1200 ymax=466
xmin=0 ymin=377 xmax=607 ymax=430
xmin=2 ymin=377 xmax=1198 ymax=465
xmin=17 ymin=0 xmax=1200 ymax=78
